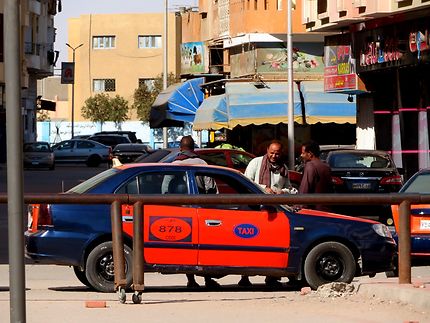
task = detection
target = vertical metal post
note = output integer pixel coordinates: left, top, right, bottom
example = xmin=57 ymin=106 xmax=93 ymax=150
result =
xmin=132 ymin=202 xmax=145 ymax=291
xmin=71 ymin=50 xmax=75 ymax=139
xmin=66 ymin=43 xmax=83 ymax=139
xmin=287 ymin=0 xmax=295 ymax=169
xmin=398 ymin=200 xmax=411 ymax=284
xmin=5 ymin=0 xmax=26 ymax=321
xmin=111 ymin=200 xmax=127 ymax=288
xmin=162 ymin=0 xmax=169 ymax=148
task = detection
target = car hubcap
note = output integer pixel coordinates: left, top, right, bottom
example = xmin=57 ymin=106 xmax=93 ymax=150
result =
xmin=317 ymin=254 xmax=343 ymax=280
xmin=98 ymin=253 xmax=115 ymax=281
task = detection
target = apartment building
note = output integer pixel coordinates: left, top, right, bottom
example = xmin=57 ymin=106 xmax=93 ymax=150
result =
xmin=302 ymin=0 xmax=430 ymax=178
xmin=66 ymin=13 xmax=181 ymax=122
xmin=0 ymin=0 xmax=58 ymax=162
xmin=179 ymin=0 xmax=356 ymax=155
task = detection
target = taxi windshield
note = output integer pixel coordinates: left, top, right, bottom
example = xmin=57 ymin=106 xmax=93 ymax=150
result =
xmin=67 ymin=168 xmax=120 ymax=194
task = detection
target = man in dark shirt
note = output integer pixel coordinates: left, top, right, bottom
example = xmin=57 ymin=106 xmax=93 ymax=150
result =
xmin=299 ymin=141 xmax=333 ymax=211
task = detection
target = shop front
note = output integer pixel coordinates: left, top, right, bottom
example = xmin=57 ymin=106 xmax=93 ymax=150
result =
xmin=352 ymin=13 xmax=430 ymax=179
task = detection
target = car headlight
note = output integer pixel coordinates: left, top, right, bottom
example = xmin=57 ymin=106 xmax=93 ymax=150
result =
xmin=372 ymin=223 xmax=393 ymax=238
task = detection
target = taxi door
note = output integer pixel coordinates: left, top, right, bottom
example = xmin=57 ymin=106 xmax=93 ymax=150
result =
xmin=120 ymin=171 xmax=198 ymax=266
xmin=197 ymin=206 xmax=290 ymax=268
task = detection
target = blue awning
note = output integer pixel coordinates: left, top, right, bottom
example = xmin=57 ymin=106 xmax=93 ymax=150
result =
xmin=300 ymin=81 xmax=356 ymax=124
xmin=150 ymin=77 xmax=205 ymax=128
xmin=193 ymin=82 xmax=302 ymax=130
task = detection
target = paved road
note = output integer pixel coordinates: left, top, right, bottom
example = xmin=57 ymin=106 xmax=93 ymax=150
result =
xmin=0 ymin=265 xmax=429 ymax=323
xmin=0 ymin=164 xmax=106 ymax=264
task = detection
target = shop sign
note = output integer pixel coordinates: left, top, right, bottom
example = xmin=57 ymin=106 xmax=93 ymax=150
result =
xmin=359 ymin=37 xmax=402 ymax=67
xmin=354 ymin=17 xmax=430 ymax=73
xmin=409 ymin=30 xmax=430 ymax=58
xmin=324 ymin=45 xmax=357 ymax=92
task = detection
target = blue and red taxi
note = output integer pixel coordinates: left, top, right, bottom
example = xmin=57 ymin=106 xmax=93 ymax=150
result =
xmin=391 ymin=168 xmax=430 ymax=265
xmin=25 ymin=164 xmax=396 ymax=292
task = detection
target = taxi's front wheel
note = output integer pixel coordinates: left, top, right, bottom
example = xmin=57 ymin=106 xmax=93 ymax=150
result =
xmin=304 ymin=242 xmax=356 ymax=290
xmin=85 ymin=241 xmax=133 ymax=293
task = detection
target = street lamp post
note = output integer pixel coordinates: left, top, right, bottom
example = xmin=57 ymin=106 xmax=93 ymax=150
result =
xmin=287 ymin=0 xmax=295 ymax=170
xmin=66 ymin=43 xmax=83 ymax=139
xmin=162 ymin=0 xmax=168 ymax=148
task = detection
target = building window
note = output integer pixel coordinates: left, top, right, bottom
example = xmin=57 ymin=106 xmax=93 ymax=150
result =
xmin=254 ymin=0 xmax=258 ymax=10
xmin=317 ymin=0 xmax=328 ymax=15
xmin=264 ymin=0 xmax=268 ymax=10
xmin=93 ymin=79 xmax=116 ymax=92
xmin=92 ymin=36 xmax=116 ymax=49
xmin=138 ymin=78 xmax=155 ymax=91
xmin=138 ymin=35 xmax=162 ymax=49
xmin=276 ymin=0 xmax=282 ymax=10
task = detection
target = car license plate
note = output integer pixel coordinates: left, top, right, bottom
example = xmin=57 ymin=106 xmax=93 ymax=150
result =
xmin=352 ymin=182 xmax=371 ymax=190
xmin=420 ymin=219 xmax=430 ymax=230
xmin=31 ymin=161 xmax=39 ymax=165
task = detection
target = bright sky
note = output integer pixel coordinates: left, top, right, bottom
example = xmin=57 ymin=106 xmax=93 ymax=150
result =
xmin=54 ymin=0 xmax=197 ymax=70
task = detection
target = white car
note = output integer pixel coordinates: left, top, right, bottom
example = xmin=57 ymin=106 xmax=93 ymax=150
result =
xmin=52 ymin=139 xmax=112 ymax=167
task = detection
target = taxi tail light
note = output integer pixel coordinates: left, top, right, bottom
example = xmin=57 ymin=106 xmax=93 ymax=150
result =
xmin=380 ymin=175 xmax=403 ymax=186
xmin=331 ymin=176 xmax=344 ymax=185
xmin=34 ymin=204 xmax=53 ymax=231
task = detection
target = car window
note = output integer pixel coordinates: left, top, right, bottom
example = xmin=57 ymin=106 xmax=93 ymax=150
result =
xmin=77 ymin=141 xmax=95 ymax=149
xmin=67 ymin=168 xmax=120 ymax=194
xmin=116 ymin=171 xmax=188 ymax=195
xmin=330 ymin=153 xmax=390 ymax=168
xmin=57 ymin=141 xmax=74 ymax=150
xmin=194 ymin=171 xmax=255 ymax=210
xmin=231 ymin=153 xmax=253 ymax=169
xmin=403 ymin=173 xmax=430 ymax=193
xmin=24 ymin=143 xmax=51 ymax=152
xmin=198 ymin=152 xmax=228 ymax=167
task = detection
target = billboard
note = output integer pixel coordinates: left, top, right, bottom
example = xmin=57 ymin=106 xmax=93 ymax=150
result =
xmin=181 ymin=42 xmax=205 ymax=74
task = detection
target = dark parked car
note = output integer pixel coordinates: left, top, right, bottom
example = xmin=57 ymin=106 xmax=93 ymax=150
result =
xmin=25 ymin=164 xmax=396 ymax=293
xmin=134 ymin=148 xmax=303 ymax=188
xmin=52 ymin=139 xmax=112 ymax=167
xmin=112 ymin=143 xmax=151 ymax=164
xmin=88 ymin=134 xmax=131 ymax=149
xmin=23 ymin=141 xmax=55 ymax=170
xmin=93 ymin=131 xmax=139 ymax=143
xmin=326 ymin=149 xmax=403 ymax=224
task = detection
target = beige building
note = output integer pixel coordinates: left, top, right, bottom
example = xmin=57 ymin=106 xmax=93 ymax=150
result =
xmin=67 ymin=13 xmax=181 ymax=122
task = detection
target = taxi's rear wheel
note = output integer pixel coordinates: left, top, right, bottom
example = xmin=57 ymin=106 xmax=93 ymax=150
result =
xmin=304 ymin=242 xmax=355 ymax=290
xmin=85 ymin=241 xmax=133 ymax=293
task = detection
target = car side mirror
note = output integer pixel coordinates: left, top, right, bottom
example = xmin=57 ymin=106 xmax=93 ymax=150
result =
xmin=261 ymin=205 xmax=277 ymax=213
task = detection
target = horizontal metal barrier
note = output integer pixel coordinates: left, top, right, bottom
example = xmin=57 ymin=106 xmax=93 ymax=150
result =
xmin=2 ymin=192 xmax=429 ymax=295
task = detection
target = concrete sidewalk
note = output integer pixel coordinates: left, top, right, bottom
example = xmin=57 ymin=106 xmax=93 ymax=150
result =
xmin=355 ymin=273 xmax=430 ymax=312
xmin=0 ymin=265 xmax=429 ymax=322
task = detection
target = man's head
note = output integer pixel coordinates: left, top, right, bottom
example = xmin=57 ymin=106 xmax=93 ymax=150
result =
xmin=301 ymin=140 xmax=321 ymax=162
xmin=266 ymin=140 xmax=283 ymax=164
xmin=179 ymin=135 xmax=195 ymax=151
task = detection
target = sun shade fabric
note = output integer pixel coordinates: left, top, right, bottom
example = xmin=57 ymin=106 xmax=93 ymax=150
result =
xmin=193 ymin=94 xmax=228 ymax=130
xmin=150 ymin=77 xmax=205 ymax=128
xmin=300 ymin=81 xmax=356 ymax=124
xmin=193 ymin=82 xmax=302 ymax=130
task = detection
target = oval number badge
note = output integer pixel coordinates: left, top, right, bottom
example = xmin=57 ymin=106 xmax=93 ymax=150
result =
xmin=234 ymin=223 xmax=259 ymax=239
xmin=150 ymin=217 xmax=192 ymax=242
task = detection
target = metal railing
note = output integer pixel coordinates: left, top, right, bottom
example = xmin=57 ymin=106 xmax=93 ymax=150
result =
xmin=2 ymin=192 xmax=429 ymax=297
